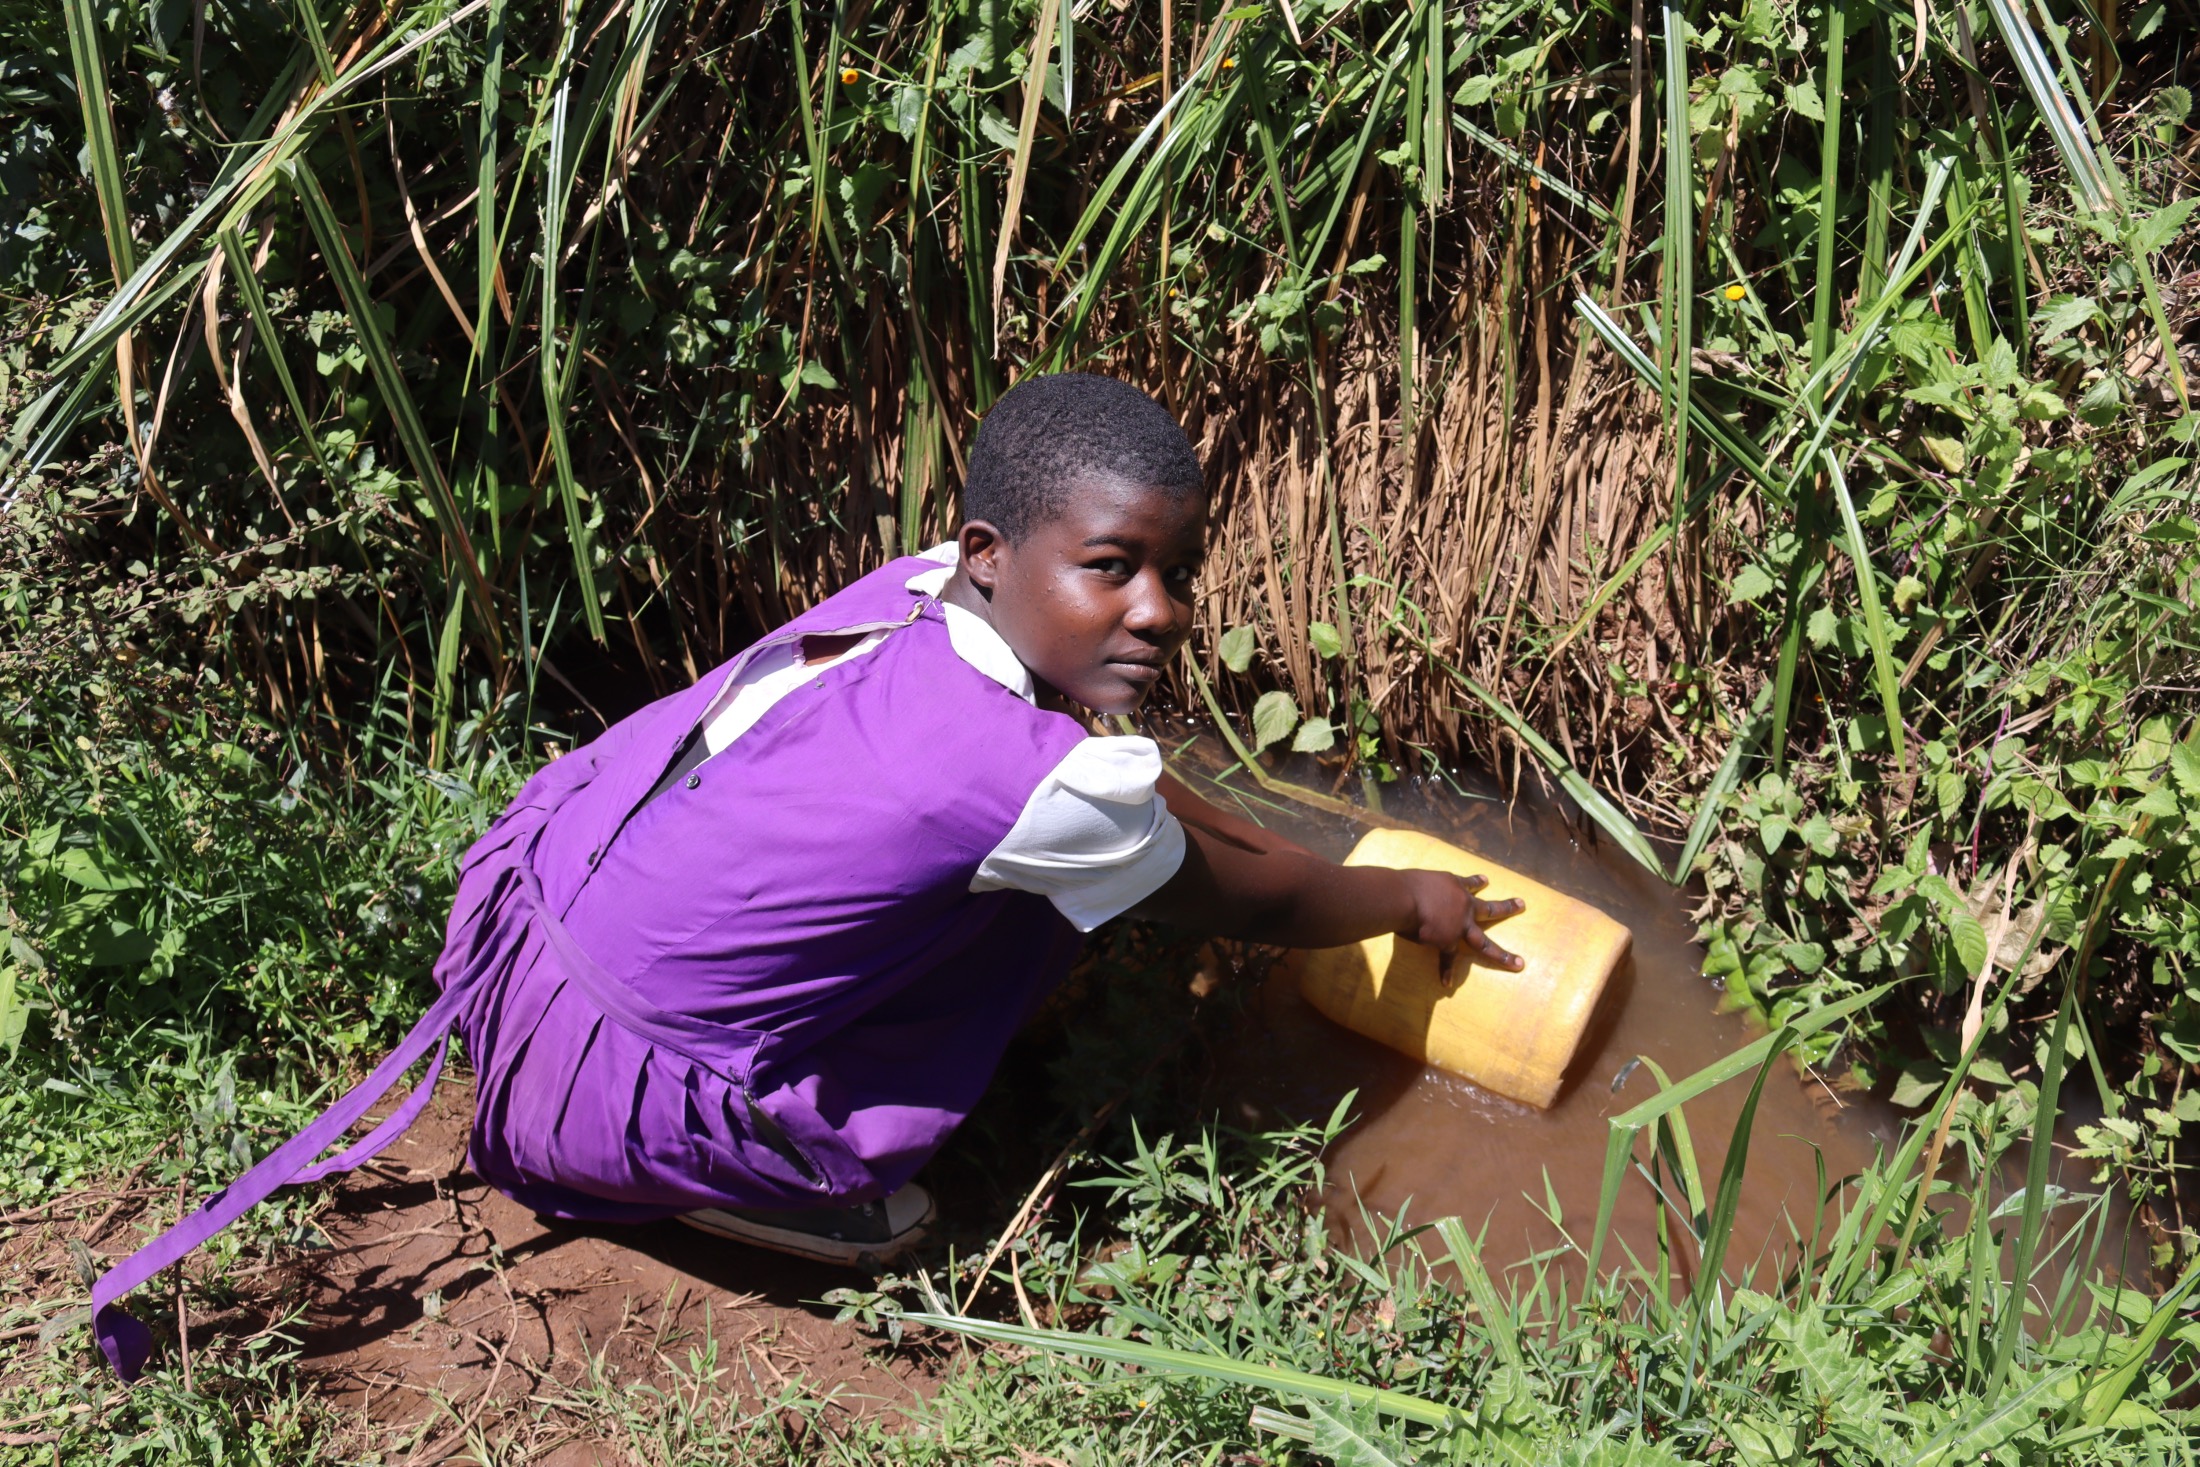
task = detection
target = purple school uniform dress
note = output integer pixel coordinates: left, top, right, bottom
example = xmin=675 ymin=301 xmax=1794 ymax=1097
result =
xmin=91 ymin=554 xmax=1176 ymax=1378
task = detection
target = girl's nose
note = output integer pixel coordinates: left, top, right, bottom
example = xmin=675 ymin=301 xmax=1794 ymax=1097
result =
xmin=1122 ymin=570 xmax=1185 ymax=637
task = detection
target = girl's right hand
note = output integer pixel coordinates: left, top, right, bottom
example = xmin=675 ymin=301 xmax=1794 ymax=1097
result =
xmin=1398 ymin=869 xmax=1526 ymax=972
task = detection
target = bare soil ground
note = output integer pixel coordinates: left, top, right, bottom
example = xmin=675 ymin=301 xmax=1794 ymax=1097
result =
xmin=3 ymin=1080 xmax=945 ymax=1461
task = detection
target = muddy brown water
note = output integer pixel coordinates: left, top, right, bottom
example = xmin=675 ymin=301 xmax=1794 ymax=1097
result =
xmin=1184 ymin=746 xmax=2124 ymax=1291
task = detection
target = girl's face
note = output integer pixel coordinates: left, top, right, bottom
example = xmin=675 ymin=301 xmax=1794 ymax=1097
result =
xmin=955 ymin=476 xmax=1209 ymax=715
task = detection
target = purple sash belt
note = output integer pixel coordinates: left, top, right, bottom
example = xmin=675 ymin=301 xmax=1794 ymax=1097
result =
xmin=90 ymin=852 xmax=740 ymax=1380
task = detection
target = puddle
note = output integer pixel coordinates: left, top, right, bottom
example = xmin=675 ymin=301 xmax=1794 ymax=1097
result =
xmin=1171 ymin=735 xmax=2125 ymax=1289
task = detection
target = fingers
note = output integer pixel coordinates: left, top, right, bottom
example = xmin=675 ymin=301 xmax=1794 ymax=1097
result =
xmin=1432 ymin=928 xmax=1522 ymax=977
xmin=1455 ymin=875 xmax=1525 ymax=918
xmin=1446 ymin=874 xmax=1526 ymax=973
xmin=1474 ymin=896 xmax=1527 ymax=924
xmin=1414 ymin=873 xmax=1529 ymax=977
xmin=1465 ymin=921 xmax=1526 ymax=971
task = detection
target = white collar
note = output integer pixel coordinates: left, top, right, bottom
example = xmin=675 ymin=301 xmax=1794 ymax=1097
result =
xmin=904 ymin=543 xmax=1037 ymax=706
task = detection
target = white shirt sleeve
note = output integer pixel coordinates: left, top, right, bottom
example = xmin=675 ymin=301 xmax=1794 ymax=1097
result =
xmin=971 ymin=736 xmax=1187 ymax=932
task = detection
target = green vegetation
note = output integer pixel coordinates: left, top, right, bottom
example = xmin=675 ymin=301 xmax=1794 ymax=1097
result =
xmin=0 ymin=500 xmax=517 ymax=1205
xmin=871 ymin=1095 xmax=2200 ymax=1464
xmin=3 ymin=0 xmax=2198 ymax=1457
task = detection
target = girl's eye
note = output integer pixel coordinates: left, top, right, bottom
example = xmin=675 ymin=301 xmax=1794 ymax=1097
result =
xmin=1091 ymin=557 xmax=1132 ymax=577
xmin=1166 ymin=565 xmax=1200 ymax=586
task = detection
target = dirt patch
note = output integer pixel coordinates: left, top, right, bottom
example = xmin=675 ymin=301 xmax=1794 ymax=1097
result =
xmin=5 ymin=1079 xmax=945 ymax=1459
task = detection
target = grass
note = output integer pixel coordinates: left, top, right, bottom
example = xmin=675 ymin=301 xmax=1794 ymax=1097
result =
xmin=863 ymin=1065 xmax=2197 ymax=1465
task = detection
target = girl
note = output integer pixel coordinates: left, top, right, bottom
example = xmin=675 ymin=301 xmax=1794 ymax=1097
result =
xmin=93 ymin=374 xmax=1520 ymax=1377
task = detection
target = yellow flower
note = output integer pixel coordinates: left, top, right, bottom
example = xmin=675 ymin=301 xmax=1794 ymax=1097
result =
xmin=1724 ymin=284 xmax=1747 ymax=301
xmin=1221 ymin=55 xmax=1237 ymax=69
xmin=840 ymin=67 xmax=860 ymax=84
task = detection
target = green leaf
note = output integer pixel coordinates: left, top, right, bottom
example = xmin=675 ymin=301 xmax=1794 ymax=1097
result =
xmin=2169 ymin=737 xmax=2200 ymax=796
xmin=2078 ymin=373 xmax=2126 ymax=419
xmin=2134 ymin=783 xmax=2181 ymax=818
xmin=1977 ymin=0 xmax=2115 ymax=213
xmin=1308 ymin=621 xmax=1344 ymax=659
xmin=0 ymin=967 xmax=26 ymax=1062
xmin=50 ymin=846 xmax=144 ymax=892
xmin=2035 ymin=293 xmax=2100 ymax=342
xmin=1730 ymin=564 xmax=1775 ymax=603
xmin=1673 ymin=683 xmax=1773 ymax=883
xmin=1918 ymin=874 xmax=1990 ymax=976
xmin=900 ymin=1313 xmax=1471 ymax=1429
xmin=220 ymin=227 xmax=345 ymax=488
xmin=975 ymin=105 xmax=1019 ymax=151
xmin=1936 ymin=769 xmax=1968 ymax=820
xmin=1781 ymin=940 xmax=1827 ymax=974
xmin=62 ymin=0 xmax=137 ymax=283
xmin=1435 ymin=1218 xmax=1525 ymax=1370
xmin=2115 ymin=454 xmax=2191 ymax=505
xmin=1848 ymin=712 xmax=1900 ymax=752
xmin=1218 ymin=624 xmax=1257 ymax=674
xmin=1291 ymin=718 xmax=1337 ymax=754
xmin=1806 ymin=606 xmax=1839 ymax=648
xmin=2081 ymin=1263 xmax=2200 ymax=1426
xmin=2016 ymin=384 xmax=2067 ymax=419
xmin=1661 ymin=0 xmax=1697 ymax=548
xmin=1772 ymin=1303 xmax=1895 ymax=1450
xmin=1251 ymin=691 xmax=1300 ymax=752
xmin=1303 ymin=1398 xmax=1416 ymax=1467
xmin=12 ymin=0 xmax=496 ymax=479
xmin=2131 ymin=196 xmax=2200 ymax=256
xmin=82 ymin=919 xmax=156 ymax=969
xmin=1890 ymin=1066 xmax=1941 ymax=1107
xmin=1453 ymin=73 xmax=1498 ymax=106
xmin=1825 ymin=456 xmax=1909 ymax=770
xmin=1585 ymin=985 xmax=1893 ymax=1281
xmin=1921 ymin=433 xmax=1966 ymax=472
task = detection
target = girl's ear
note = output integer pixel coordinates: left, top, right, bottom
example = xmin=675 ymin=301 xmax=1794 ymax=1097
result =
xmin=957 ymin=521 xmax=1009 ymax=594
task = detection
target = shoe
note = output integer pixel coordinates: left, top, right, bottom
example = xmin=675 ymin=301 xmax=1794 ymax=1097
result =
xmin=677 ymin=1183 xmax=936 ymax=1268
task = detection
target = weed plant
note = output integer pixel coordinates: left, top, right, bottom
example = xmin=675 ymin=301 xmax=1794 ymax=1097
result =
xmin=0 ymin=505 xmax=523 ymax=1458
xmin=0 ymin=502 xmax=520 ymax=1204
xmin=834 ymin=1089 xmax=2200 ymax=1464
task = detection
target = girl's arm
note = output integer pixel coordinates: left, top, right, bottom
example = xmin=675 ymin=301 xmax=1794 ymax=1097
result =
xmin=1133 ymin=825 xmax=1525 ymax=967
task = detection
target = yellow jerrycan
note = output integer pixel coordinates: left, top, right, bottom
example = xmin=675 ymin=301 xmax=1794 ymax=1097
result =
xmin=1298 ymin=827 xmax=1631 ymax=1109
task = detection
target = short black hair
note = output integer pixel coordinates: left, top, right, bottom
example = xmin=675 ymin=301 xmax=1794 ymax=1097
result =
xmin=963 ymin=373 xmax=1204 ymax=542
